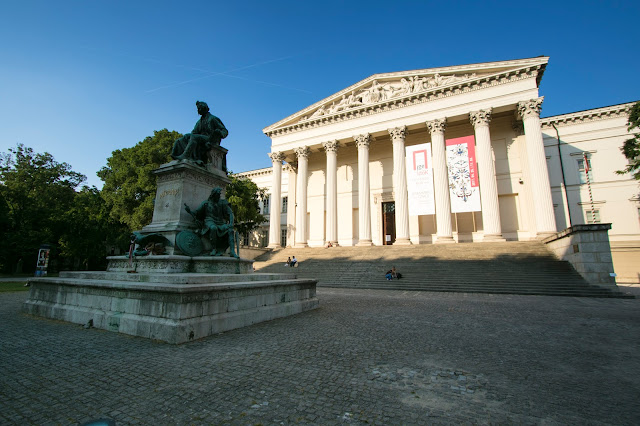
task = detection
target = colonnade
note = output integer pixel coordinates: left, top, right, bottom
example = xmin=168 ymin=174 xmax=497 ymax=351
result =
xmin=267 ymin=98 xmax=557 ymax=248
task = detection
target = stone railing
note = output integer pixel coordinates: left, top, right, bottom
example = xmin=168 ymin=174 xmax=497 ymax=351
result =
xmin=543 ymin=224 xmax=617 ymax=289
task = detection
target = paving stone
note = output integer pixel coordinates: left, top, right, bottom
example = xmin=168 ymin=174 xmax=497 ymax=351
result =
xmin=1 ymin=288 xmax=639 ymax=424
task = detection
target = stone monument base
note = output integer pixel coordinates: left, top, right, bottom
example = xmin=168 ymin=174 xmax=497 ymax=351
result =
xmin=23 ymin=270 xmax=318 ymax=344
xmin=106 ymin=255 xmax=253 ymax=274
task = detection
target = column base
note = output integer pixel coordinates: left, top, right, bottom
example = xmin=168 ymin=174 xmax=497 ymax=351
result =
xmin=482 ymin=233 xmax=506 ymax=242
xmin=394 ymin=238 xmax=412 ymax=245
xmin=294 ymin=243 xmax=308 ymax=248
xmin=267 ymin=243 xmax=282 ymax=249
xmin=325 ymin=241 xmax=339 ymax=247
xmin=435 ymin=236 xmax=456 ymax=244
xmin=536 ymin=231 xmax=558 ymax=240
xmin=356 ymin=240 xmax=373 ymax=247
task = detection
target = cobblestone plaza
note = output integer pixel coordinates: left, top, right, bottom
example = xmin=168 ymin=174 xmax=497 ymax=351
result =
xmin=2 ymin=288 xmax=639 ymax=425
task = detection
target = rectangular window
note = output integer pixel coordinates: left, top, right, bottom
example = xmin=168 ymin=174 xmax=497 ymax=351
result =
xmin=263 ymin=195 xmax=270 ymax=215
xmin=577 ymin=158 xmax=593 ymax=184
xmin=243 ymin=232 xmax=249 ymax=246
xmin=281 ymin=228 xmax=287 ymax=247
xmin=585 ymin=209 xmax=601 ymax=224
xmin=282 ymin=196 xmax=288 ymax=214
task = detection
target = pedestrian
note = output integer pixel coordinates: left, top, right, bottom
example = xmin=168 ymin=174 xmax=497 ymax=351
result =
xmin=290 ymin=256 xmax=297 ymax=267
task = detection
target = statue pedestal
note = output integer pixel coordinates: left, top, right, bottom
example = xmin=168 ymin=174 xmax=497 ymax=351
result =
xmin=140 ymin=158 xmax=230 ymax=255
xmin=22 ymin=142 xmax=319 ymax=344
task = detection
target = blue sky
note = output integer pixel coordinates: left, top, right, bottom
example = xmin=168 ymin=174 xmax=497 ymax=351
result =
xmin=1 ymin=0 xmax=638 ymax=188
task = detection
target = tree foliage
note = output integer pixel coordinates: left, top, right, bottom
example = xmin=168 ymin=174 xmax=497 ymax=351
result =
xmin=226 ymin=174 xmax=267 ymax=237
xmin=57 ymin=186 xmax=129 ymax=270
xmin=98 ymin=129 xmax=181 ymax=230
xmin=0 ymin=144 xmax=85 ymax=272
xmin=617 ymin=101 xmax=640 ymax=180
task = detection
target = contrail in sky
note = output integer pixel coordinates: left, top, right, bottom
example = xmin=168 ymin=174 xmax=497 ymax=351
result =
xmin=145 ymin=56 xmax=309 ymax=93
xmin=79 ymin=47 xmax=310 ymax=94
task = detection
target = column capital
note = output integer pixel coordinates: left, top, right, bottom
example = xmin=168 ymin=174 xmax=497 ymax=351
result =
xmin=294 ymin=146 xmax=310 ymax=159
xmin=511 ymin=119 xmax=525 ymax=136
xmin=285 ymin=161 xmax=298 ymax=173
xmin=470 ymin=108 xmax=492 ymax=128
xmin=322 ymin=140 xmax=340 ymax=153
xmin=354 ymin=133 xmax=371 ymax=148
xmin=517 ymin=97 xmax=544 ymax=119
xmin=426 ymin=118 xmax=447 ymax=135
xmin=388 ymin=126 xmax=407 ymax=141
xmin=268 ymin=151 xmax=286 ymax=164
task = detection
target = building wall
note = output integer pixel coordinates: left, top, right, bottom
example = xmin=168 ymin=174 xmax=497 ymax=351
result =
xmin=542 ymin=108 xmax=640 ymax=283
xmin=233 ymin=167 xmax=290 ymax=248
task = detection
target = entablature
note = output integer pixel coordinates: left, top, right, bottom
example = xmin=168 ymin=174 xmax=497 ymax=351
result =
xmin=264 ymin=57 xmax=549 ymax=138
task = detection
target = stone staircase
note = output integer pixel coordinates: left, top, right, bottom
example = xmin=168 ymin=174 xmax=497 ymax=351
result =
xmin=253 ymin=242 xmax=632 ymax=298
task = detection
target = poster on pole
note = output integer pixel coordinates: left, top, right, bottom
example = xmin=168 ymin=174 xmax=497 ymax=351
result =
xmin=405 ymin=143 xmax=435 ymax=216
xmin=446 ymin=135 xmax=481 ymax=213
xmin=35 ymin=246 xmax=50 ymax=277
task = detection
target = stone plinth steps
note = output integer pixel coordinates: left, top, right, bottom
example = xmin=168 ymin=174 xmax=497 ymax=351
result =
xmin=254 ymin=241 xmax=632 ymax=298
xmin=23 ymin=268 xmax=319 ymax=344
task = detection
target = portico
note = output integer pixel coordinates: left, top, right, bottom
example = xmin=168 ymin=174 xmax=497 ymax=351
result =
xmin=263 ymin=57 xmax=557 ymax=247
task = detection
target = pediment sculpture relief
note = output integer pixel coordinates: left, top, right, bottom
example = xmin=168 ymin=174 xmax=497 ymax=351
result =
xmin=300 ymin=72 xmax=478 ymax=122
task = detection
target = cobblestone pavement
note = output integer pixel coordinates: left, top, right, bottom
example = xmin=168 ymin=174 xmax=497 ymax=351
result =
xmin=1 ymin=288 xmax=639 ymax=425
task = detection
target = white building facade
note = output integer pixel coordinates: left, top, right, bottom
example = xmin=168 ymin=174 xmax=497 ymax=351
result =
xmin=236 ymin=57 xmax=639 ymax=283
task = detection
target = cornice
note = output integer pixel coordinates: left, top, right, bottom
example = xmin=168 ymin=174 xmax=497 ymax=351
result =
xmin=264 ymin=63 xmax=546 ymax=138
xmin=232 ymin=166 xmax=278 ymax=178
xmin=540 ymin=102 xmax=635 ymax=129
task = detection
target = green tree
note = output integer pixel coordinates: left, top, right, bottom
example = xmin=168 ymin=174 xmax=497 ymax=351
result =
xmin=0 ymin=144 xmax=86 ymax=273
xmin=58 ymin=186 xmax=129 ymax=270
xmin=617 ymin=101 xmax=640 ymax=180
xmin=98 ymin=129 xmax=181 ymax=230
xmin=226 ymin=174 xmax=267 ymax=238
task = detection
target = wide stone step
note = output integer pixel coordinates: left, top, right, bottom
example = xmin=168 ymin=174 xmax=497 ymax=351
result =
xmin=60 ymin=271 xmax=295 ymax=284
xmin=252 ymin=241 xmax=628 ymax=298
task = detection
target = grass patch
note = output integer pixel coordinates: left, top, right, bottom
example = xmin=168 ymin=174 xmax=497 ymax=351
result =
xmin=0 ymin=281 xmax=30 ymax=293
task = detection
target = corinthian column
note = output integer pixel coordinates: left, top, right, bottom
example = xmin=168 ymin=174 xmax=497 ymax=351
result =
xmin=294 ymin=146 xmax=310 ymax=247
xmin=518 ymin=97 xmax=557 ymax=237
xmin=470 ymin=109 xmax=504 ymax=241
xmin=323 ymin=140 xmax=339 ymax=246
xmin=426 ymin=119 xmax=455 ymax=243
xmin=354 ymin=134 xmax=373 ymax=246
xmin=267 ymin=151 xmax=286 ymax=248
xmin=285 ymin=162 xmax=297 ymax=247
xmin=389 ymin=126 xmax=411 ymax=245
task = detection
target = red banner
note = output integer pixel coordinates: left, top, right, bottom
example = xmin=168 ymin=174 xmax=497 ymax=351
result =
xmin=446 ymin=135 xmax=478 ymax=187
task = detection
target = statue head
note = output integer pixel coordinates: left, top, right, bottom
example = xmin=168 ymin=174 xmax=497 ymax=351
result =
xmin=209 ymin=187 xmax=222 ymax=201
xmin=196 ymin=101 xmax=210 ymax=115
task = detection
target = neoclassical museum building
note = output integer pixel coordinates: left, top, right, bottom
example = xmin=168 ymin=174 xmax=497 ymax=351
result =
xmin=236 ymin=57 xmax=640 ymax=283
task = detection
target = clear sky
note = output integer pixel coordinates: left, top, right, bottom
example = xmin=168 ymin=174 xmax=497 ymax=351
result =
xmin=1 ymin=0 xmax=638 ymax=188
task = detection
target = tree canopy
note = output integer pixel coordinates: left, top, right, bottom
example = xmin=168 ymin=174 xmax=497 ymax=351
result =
xmin=0 ymin=144 xmax=83 ymax=272
xmin=98 ymin=129 xmax=181 ymax=230
xmin=617 ymin=101 xmax=640 ymax=180
xmin=226 ymin=174 xmax=267 ymax=237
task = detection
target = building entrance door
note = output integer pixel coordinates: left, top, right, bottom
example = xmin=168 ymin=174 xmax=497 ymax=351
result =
xmin=382 ymin=202 xmax=396 ymax=245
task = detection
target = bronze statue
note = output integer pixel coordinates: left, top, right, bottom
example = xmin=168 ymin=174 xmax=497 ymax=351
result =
xmin=185 ymin=187 xmax=238 ymax=257
xmin=171 ymin=101 xmax=228 ymax=166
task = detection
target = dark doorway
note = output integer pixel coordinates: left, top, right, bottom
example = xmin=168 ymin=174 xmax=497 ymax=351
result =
xmin=382 ymin=202 xmax=396 ymax=245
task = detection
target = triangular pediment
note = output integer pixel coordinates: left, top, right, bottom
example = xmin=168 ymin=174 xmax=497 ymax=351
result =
xmin=264 ymin=56 xmax=548 ymax=134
